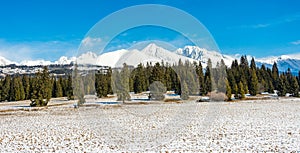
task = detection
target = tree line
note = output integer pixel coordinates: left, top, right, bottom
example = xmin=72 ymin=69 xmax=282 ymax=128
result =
xmin=95 ymin=56 xmax=300 ymax=101
xmin=0 ymin=67 xmax=74 ymax=106
xmin=0 ymin=56 xmax=299 ymax=106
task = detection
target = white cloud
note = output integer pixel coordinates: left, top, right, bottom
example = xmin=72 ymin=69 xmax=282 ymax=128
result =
xmin=291 ymin=40 xmax=300 ymax=45
xmin=0 ymin=39 xmax=78 ymax=62
xmin=81 ymin=37 xmax=102 ymax=47
xmin=252 ymin=23 xmax=271 ymax=28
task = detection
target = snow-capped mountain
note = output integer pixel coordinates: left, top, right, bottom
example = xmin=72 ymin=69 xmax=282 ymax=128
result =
xmin=0 ymin=56 xmax=15 ymax=66
xmin=0 ymin=43 xmax=299 ymax=73
xmin=175 ymin=46 xmax=234 ymax=66
xmin=256 ymin=54 xmax=300 ymax=73
xmin=76 ymin=43 xmax=196 ymax=67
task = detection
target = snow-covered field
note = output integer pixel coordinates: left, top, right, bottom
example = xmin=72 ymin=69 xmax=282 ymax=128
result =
xmin=0 ymin=98 xmax=300 ymax=152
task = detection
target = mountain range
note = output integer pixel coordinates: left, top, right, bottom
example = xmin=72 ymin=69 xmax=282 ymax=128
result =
xmin=0 ymin=43 xmax=299 ymax=73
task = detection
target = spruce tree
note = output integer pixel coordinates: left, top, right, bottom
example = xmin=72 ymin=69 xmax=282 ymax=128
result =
xmin=73 ymin=64 xmax=85 ymax=105
xmin=238 ymin=81 xmax=245 ymax=99
xmin=66 ymin=75 xmax=74 ymax=100
xmin=181 ymin=81 xmax=189 ymax=100
xmin=272 ymin=62 xmax=280 ymax=90
xmin=1 ymin=75 xmax=11 ymax=101
xmin=115 ymin=63 xmax=131 ymax=103
xmin=277 ymin=74 xmax=287 ymax=96
xmin=204 ymin=60 xmax=212 ymax=94
xmin=291 ymin=77 xmax=299 ymax=97
xmin=55 ymin=80 xmax=63 ymax=98
xmin=249 ymin=69 xmax=258 ymax=96
xmin=22 ymin=75 xmax=31 ymax=100
xmin=30 ymin=66 xmax=52 ymax=107
xmin=225 ymin=79 xmax=232 ymax=101
xmin=196 ymin=61 xmax=205 ymax=95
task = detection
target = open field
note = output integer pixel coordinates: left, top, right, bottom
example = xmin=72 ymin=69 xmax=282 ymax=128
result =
xmin=0 ymin=97 xmax=300 ymax=152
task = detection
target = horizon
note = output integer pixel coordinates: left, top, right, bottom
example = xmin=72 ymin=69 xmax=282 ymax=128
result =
xmin=0 ymin=1 xmax=300 ymax=62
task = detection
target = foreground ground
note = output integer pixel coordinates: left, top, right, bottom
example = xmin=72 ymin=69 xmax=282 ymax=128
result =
xmin=0 ymin=97 xmax=300 ymax=152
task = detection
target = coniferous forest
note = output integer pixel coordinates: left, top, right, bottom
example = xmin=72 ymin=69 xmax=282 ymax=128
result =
xmin=0 ymin=56 xmax=299 ymax=106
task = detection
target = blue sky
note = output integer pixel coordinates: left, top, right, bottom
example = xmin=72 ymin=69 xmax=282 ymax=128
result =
xmin=0 ymin=0 xmax=300 ymax=61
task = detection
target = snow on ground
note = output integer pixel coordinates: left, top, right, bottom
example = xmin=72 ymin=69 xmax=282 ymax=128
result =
xmin=0 ymin=98 xmax=300 ymax=152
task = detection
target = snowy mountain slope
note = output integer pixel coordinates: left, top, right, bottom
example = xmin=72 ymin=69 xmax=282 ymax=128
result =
xmin=256 ymin=54 xmax=300 ymax=73
xmin=175 ymin=46 xmax=234 ymax=66
xmin=76 ymin=43 xmax=197 ymax=67
xmin=0 ymin=56 xmax=14 ymax=66
xmin=0 ymin=43 xmax=299 ymax=73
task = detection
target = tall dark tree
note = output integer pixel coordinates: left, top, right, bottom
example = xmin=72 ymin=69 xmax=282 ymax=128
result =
xmin=115 ymin=63 xmax=131 ymax=103
xmin=225 ymin=79 xmax=232 ymax=101
xmin=180 ymin=81 xmax=189 ymax=100
xmin=195 ymin=61 xmax=205 ymax=95
xmin=22 ymin=75 xmax=31 ymax=100
xmin=249 ymin=69 xmax=258 ymax=96
xmin=133 ymin=63 xmax=147 ymax=93
xmin=66 ymin=75 xmax=74 ymax=100
xmin=1 ymin=75 xmax=11 ymax=101
xmin=291 ymin=77 xmax=299 ymax=97
xmin=278 ymin=74 xmax=287 ymax=96
xmin=272 ymin=62 xmax=280 ymax=90
xmin=204 ymin=59 xmax=212 ymax=94
xmin=53 ymin=79 xmax=63 ymax=98
xmin=30 ymin=66 xmax=52 ymax=107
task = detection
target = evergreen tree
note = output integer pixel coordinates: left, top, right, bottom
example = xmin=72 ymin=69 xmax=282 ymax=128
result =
xmin=291 ymin=77 xmax=299 ymax=97
xmin=133 ymin=63 xmax=147 ymax=93
xmin=150 ymin=62 xmax=164 ymax=84
xmin=225 ymin=79 xmax=232 ymax=101
xmin=73 ymin=64 xmax=85 ymax=105
xmin=196 ymin=61 xmax=205 ymax=95
xmin=250 ymin=57 xmax=256 ymax=70
xmin=249 ymin=69 xmax=258 ymax=96
xmin=30 ymin=66 xmax=52 ymax=107
xmin=181 ymin=81 xmax=189 ymax=100
xmin=278 ymin=74 xmax=287 ymax=96
xmin=22 ymin=75 xmax=31 ymax=100
xmin=9 ymin=76 xmax=24 ymax=101
xmin=272 ymin=62 xmax=280 ymax=90
xmin=66 ymin=75 xmax=74 ymax=100
xmin=238 ymin=81 xmax=245 ymax=99
xmin=1 ymin=75 xmax=11 ymax=101
xmin=149 ymin=81 xmax=166 ymax=100
xmin=204 ymin=59 xmax=212 ymax=94
xmin=115 ymin=63 xmax=131 ymax=103
xmin=95 ymin=70 xmax=108 ymax=98
xmin=54 ymin=79 xmax=63 ymax=98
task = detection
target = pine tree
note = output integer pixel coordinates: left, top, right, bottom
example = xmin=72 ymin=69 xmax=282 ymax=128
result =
xmin=30 ymin=66 xmax=52 ymax=107
xmin=278 ymin=74 xmax=287 ymax=96
xmin=196 ymin=61 xmax=205 ymax=95
xmin=22 ymin=75 xmax=31 ymax=100
xmin=291 ymin=77 xmax=299 ymax=97
xmin=249 ymin=69 xmax=258 ymax=96
xmin=9 ymin=76 xmax=21 ymax=101
xmin=204 ymin=59 xmax=212 ymax=94
xmin=149 ymin=81 xmax=166 ymax=100
xmin=225 ymin=79 xmax=232 ymax=101
xmin=238 ymin=81 xmax=245 ymax=99
xmin=181 ymin=81 xmax=189 ymax=100
xmin=272 ymin=62 xmax=280 ymax=90
xmin=133 ymin=63 xmax=147 ymax=93
xmin=66 ymin=75 xmax=74 ymax=100
xmin=1 ymin=75 xmax=11 ymax=101
xmin=73 ymin=64 xmax=85 ymax=105
xmin=250 ymin=57 xmax=256 ymax=70
xmin=115 ymin=63 xmax=131 ymax=103
xmin=54 ymin=79 xmax=63 ymax=98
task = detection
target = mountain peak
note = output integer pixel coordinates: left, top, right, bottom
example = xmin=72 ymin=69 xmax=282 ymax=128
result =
xmin=143 ymin=43 xmax=161 ymax=50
